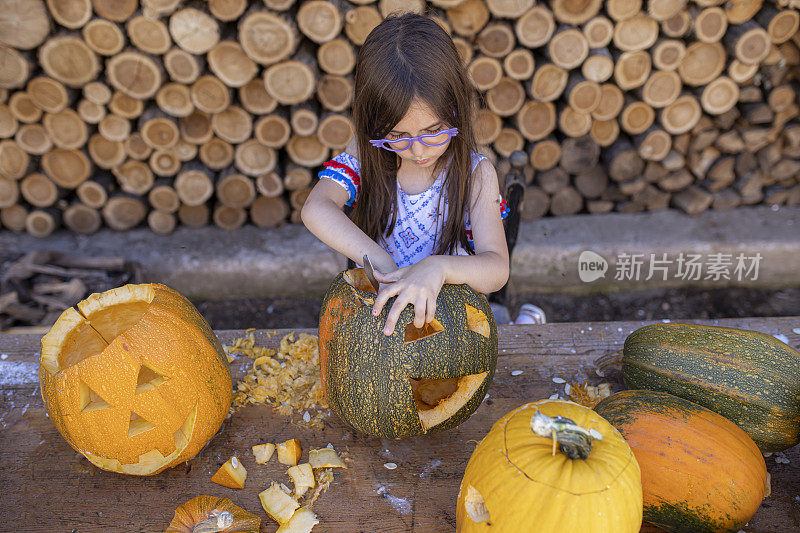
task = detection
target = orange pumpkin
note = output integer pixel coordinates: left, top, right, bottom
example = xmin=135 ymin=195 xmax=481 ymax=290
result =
xmin=166 ymin=495 xmax=261 ymax=532
xmin=39 ymin=283 xmax=232 ymax=475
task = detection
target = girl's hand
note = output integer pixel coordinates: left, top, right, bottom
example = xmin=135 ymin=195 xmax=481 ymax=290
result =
xmin=371 ymin=257 xmax=446 ymax=336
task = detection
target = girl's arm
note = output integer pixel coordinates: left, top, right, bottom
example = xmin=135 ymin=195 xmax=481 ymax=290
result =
xmin=372 ymin=158 xmax=510 ymax=334
xmin=300 ymin=139 xmax=397 ymax=274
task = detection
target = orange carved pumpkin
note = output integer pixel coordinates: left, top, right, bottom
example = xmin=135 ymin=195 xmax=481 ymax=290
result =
xmin=39 ymin=283 xmax=232 ymax=475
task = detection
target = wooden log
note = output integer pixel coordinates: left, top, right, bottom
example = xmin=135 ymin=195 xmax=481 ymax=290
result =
xmin=211 ymin=105 xmax=253 ymax=144
xmin=0 ymin=204 xmax=27 ymax=231
xmin=264 ymin=55 xmax=317 ymax=106
xmin=756 ymin=6 xmax=799 ymax=44
xmin=477 ymin=22 xmax=516 ymax=59
xmin=620 ymin=98 xmax=656 ymax=135
xmin=216 ymin=171 xmax=256 ymax=209
xmin=238 ymin=9 xmax=297 ymax=66
xmin=15 ymin=124 xmax=51 ymax=155
xmin=178 ymin=203 xmax=209 ymax=227
xmin=317 ymin=74 xmax=353 ymax=111
xmin=767 ymin=84 xmax=796 ymax=112
xmin=658 ymin=168 xmax=693 ymax=191
xmin=726 ymin=0 xmax=765 ymax=25
xmin=581 ymin=48 xmax=614 ymax=83
xmin=112 ymin=159 xmax=154 ymax=195
xmin=97 ymin=113 xmax=130 ymax=143
xmin=582 ymin=16 xmax=614 ymax=48
xmin=529 ymin=63 xmax=568 ymax=102
xmin=694 ymin=6 xmax=728 ymax=43
xmin=147 ymin=209 xmax=176 ymax=235
xmin=163 ymin=47 xmax=203 ymax=84
xmin=633 ymin=127 xmax=671 ymax=161
xmin=603 ymin=137 xmax=645 ymax=182
xmin=551 ymin=0 xmax=601 ymax=25
xmin=673 ymin=186 xmax=713 ymax=214
xmin=515 ymin=5 xmax=555 ymax=48
xmin=250 ymin=195 xmax=289 ymax=227
xmin=547 ymin=26 xmax=589 ymax=70
xmin=297 ymin=1 xmax=342 ymax=44
xmin=446 ymin=0 xmax=490 ymax=38
xmin=127 ymin=14 xmax=172 ymax=55
xmin=179 ymin=110 xmax=213 ymax=145
xmin=76 ymin=99 xmax=105 ymax=124
xmin=550 ymin=186 xmax=583 ymax=215
xmin=614 ymin=50 xmax=651 ymax=90
xmin=589 ymin=118 xmax=620 ymax=146
xmin=0 ymin=104 xmax=17 ymax=139
xmin=661 ymin=10 xmax=692 ymax=38
xmin=639 ymin=70 xmax=681 ymax=108
xmin=529 ymin=137 xmax=562 ymax=170
xmin=723 ymin=21 xmax=771 ymax=65
xmin=705 ymin=155 xmax=736 ymax=189
xmin=736 ymin=170 xmax=764 ymax=204
xmin=290 ymin=104 xmax=319 ymax=137
xmin=149 ymin=149 xmax=180 ymax=177
xmin=155 ymin=82 xmax=193 ymax=117
xmin=254 ymin=112 xmax=292 ymax=148
xmin=289 ymin=187 xmax=312 ymax=211
xmin=0 ymin=139 xmax=30 ymax=180
xmin=485 ymin=0 xmax=534 ymax=18
xmin=208 ymin=0 xmax=247 ymax=21
xmin=606 ymin=0 xmax=641 ymax=21
xmin=27 ymin=77 xmax=69 ymax=113
xmin=238 ymin=78 xmax=278 ymax=115
xmin=234 ymin=139 xmax=277 ymax=176
xmin=317 ymin=113 xmax=354 ymax=150
xmin=107 ymin=50 xmax=162 ymax=99
xmin=91 ymin=0 xmax=136 ymax=21
xmin=0 ymin=0 xmax=50 ymax=50
xmin=284 ymin=164 xmax=312 ymax=191
xmin=591 ymin=83 xmax=625 ymax=120
xmin=711 ymin=188 xmax=741 ymax=210
xmin=661 ymin=149 xmax=686 ymax=171
xmin=172 ymin=139 xmax=197 ymax=162
xmin=515 ymin=100 xmax=556 ymax=141
xmin=700 ymin=76 xmax=739 ymax=115
xmin=285 ymin=134 xmax=329 ymax=167
xmin=565 ymin=73 xmax=601 ymax=113
xmin=8 ymin=93 xmax=42 ymax=124
xmin=169 ymin=7 xmax=219 ymax=55
xmin=148 ymin=181 xmax=180 ymax=213
xmin=560 ymin=135 xmax=600 ymax=174
xmin=0 ymin=175 xmax=18 ymax=208
xmin=108 ymin=91 xmax=144 ymax=119
xmin=452 ymin=36 xmax=474 ymax=65
xmin=19 ymin=172 xmax=56 ymax=207
xmin=493 ymin=127 xmax=525 ymax=157
xmin=0 ymin=45 xmax=30 ymax=90
xmin=558 ymin=105 xmax=592 ymax=137
xmin=43 ymin=109 xmax=87 ymax=150
xmin=102 ymin=195 xmax=147 ymax=231
xmin=574 ymin=166 xmax=608 ymax=198
xmin=519 ymin=185 xmax=549 ymax=220
xmin=652 ymin=39 xmax=686 ymax=71
xmin=647 ymin=0 xmax=688 ymax=22
xmin=63 ymin=203 xmax=101 ymax=234
xmin=317 ymin=38 xmax=356 ymax=76
xmin=618 ymin=176 xmax=646 ymax=196
xmin=190 ymin=75 xmax=230 ymax=114
xmin=613 ymin=13 xmax=659 ymax=51
xmin=689 ymin=145 xmax=722 ymax=179
xmin=175 ymin=163 xmax=214 ymax=206
xmin=255 ymin=171 xmax=284 ymax=198
xmin=87 ymin=133 xmax=125 ymax=169
xmin=25 ymin=208 xmax=60 ymax=237
xmin=82 ymin=18 xmax=125 ymax=56
xmin=263 ymin=0 xmax=297 ymax=10
xmin=475 ymin=108 xmax=503 ymax=145
xmin=207 ymin=40 xmax=258 ymax=88
xmin=468 ymin=56 xmax=504 ymax=91
xmin=486 ymin=77 xmax=525 ymax=117
xmin=75 ymin=175 xmax=110 ymax=208
xmin=199 ymin=137 xmax=235 ymax=170
xmin=378 ymin=0 xmax=425 ymax=17
xmin=660 ymin=93 xmax=702 ymax=134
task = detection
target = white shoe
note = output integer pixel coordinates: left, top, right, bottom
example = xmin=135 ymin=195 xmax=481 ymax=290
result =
xmin=513 ymin=303 xmax=547 ymax=325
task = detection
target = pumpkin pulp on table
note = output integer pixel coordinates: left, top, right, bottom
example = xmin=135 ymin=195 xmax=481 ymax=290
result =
xmin=319 ymin=268 xmax=498 ymax=439
xmin=39 ymin=283 xmax=232 ymax=475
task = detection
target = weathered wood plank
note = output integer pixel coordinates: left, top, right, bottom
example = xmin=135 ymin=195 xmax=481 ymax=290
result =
xmin=1 ymin=317 xmax=799 ymax=532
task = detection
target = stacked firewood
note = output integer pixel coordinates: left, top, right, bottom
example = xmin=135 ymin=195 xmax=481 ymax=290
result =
xmin=0 ymin=1 xmax=798 ymax=236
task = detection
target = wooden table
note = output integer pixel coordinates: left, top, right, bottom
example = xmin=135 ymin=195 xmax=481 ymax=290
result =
xmin=2 ymin=317 xmax=799 ymax=532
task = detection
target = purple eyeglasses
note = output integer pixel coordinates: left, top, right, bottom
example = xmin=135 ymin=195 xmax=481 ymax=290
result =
xmin=369 ymin=128 xmax=458 ymax=152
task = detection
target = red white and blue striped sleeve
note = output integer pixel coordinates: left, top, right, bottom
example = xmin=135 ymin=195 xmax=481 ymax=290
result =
xmin=319 ymin=152 xmax=361 ymax=207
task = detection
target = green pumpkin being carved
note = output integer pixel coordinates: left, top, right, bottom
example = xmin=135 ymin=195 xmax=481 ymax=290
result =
xmin=319 ymin=268 xmax=498 ymax=439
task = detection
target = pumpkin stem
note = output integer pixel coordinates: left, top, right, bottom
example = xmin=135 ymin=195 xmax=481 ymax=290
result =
xmin=530 ymin=410 xmax=603 ymax=460
xmin=191 ymin=509 xmax=234 ymax=533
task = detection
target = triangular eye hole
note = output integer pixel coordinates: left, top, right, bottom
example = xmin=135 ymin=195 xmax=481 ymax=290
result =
xmin=135 ymin=363 xmax=166 ymax=394
xmin=404 ymin=319 xmax=444 ymax=343
xmin=128 ymin=412 xmax=156 ymax=438
xmin=464 ymin=304 xmax=490 ymax=338
xmin=79 ymin=379 xmax=111 ymax=413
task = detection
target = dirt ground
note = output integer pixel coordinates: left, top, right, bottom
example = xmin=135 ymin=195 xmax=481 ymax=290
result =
xmin=195 ymin=286 xmax=800 ymax=330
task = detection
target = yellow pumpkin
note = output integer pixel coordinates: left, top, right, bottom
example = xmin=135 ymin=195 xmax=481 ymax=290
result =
xmin=39 ymin=283 xmax=232 ymax=475
xmin=456 ymin=399 xmax=642 ymax=532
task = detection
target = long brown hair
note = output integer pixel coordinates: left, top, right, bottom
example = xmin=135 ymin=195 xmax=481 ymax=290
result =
xmin=351 ymin=13 xmax=479 ymax=256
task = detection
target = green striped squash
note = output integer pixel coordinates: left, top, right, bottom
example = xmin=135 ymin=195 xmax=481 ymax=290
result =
xmin=621 ymin=322 xmax=800 ymax=452
xmin=319 ymin=268 xmax=498 ymax=439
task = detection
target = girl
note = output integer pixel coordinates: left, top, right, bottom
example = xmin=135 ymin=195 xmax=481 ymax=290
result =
xmin=301 ymin=13 xmax=510 ymax=336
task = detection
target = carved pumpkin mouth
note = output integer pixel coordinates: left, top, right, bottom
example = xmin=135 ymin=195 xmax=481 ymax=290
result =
xmin=410 ymin=372 xmax=490 ymax=431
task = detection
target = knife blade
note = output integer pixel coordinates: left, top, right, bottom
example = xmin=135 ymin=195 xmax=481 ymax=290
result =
xmin=362 ymin=254 xmax=379 ymax=292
